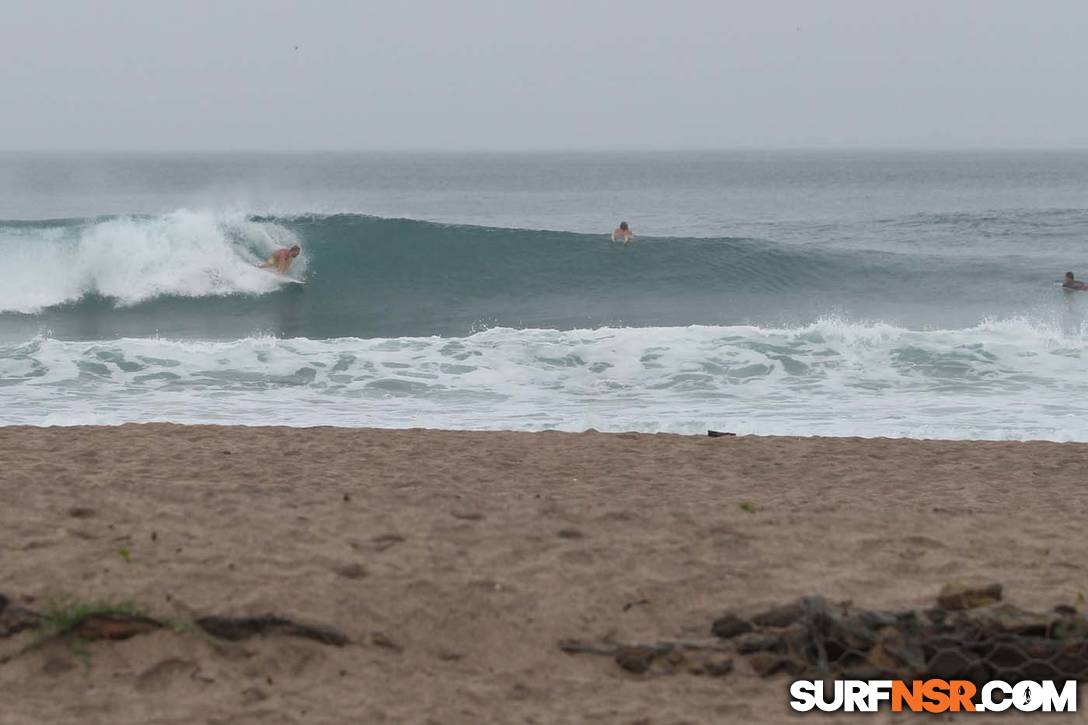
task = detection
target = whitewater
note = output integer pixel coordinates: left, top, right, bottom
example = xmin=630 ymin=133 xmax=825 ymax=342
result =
xmin=3 ymin=318 xmax=1088 ymax=439
xmin=4 ymin=151 xmax=1088 ymax=439
xmin=0 ymin=210 xmax=303 ymax=313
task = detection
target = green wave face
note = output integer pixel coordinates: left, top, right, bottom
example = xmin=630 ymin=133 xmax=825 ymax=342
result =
xmin=0 ymin=211 xmax=1063 ymax=341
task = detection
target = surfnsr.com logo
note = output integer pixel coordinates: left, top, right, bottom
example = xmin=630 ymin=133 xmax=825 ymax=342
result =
xmin=790 ymin=679 xmax=1077 ymax=713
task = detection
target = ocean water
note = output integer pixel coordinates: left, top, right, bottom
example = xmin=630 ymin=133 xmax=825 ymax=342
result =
xmin=3 ymin=151 xmax=1088 ymax=439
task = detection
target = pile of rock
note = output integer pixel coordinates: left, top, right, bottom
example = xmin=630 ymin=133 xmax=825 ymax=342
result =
xmin=563 ymin=583 xmax=1088 ymax=681
xmin=711 ymin=583 xmax=1088 ymax=681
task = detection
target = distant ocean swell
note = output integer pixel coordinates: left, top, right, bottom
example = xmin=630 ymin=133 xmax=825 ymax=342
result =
xmin=3 ymin=319 xmax=1088 ymax=440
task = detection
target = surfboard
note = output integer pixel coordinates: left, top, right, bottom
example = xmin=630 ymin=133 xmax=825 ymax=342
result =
xmin=255 ymin=268 xmax=303 ymax=285
xmin=265 ymin=269 xmax=304 ymax=284
xmin=255 ymin=262 xmax=303 ymax=283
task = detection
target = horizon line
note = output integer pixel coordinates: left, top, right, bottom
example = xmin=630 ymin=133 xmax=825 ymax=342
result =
xmin=5 ymin=146 xmax=1088 ymax=155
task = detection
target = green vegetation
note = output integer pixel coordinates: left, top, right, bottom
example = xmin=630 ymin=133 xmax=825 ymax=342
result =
xmin=739 ymin=500 xmax=757 ymax=513
xmin=0 ymin=597 xmax=150 ymax=667
xmin=34 ymin=597 xmax=145 ymax=644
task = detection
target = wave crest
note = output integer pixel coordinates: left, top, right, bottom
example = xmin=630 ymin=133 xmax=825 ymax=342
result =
xmin=0 ymin=210 xmax=303 ymax=313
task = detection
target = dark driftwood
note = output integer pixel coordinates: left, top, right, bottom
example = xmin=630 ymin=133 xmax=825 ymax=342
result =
xmin=196 ymin=615 xmax=349 ymax=646
xmin=0 ymin=595 xmax=350 ymax=651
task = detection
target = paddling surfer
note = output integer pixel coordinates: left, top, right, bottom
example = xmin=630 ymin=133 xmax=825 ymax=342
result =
xmin=1063 ymin=272 xmax=1088 ymax=290
xmin=611 ymin=221 xmax=633 ymax=246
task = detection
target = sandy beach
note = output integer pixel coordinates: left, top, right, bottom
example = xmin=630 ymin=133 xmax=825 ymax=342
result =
xmin=2 ymin=425 xmax=1087 ymax=724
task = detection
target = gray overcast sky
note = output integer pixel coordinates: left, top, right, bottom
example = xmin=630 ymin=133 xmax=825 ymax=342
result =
xmin=2 ymin=0 xmax=1086 ymax=151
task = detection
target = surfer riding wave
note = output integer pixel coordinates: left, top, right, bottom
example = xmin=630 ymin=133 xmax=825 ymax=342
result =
xmin=258 ymin=245 xmax=301 ymax=275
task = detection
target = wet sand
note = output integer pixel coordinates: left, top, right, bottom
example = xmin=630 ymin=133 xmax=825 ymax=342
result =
xmin=1 ymin=425 xmax=1086 ymax=724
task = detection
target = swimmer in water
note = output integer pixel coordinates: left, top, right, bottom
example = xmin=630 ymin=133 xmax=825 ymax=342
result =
xmin=611 ymin=221 xmax=633 ymax=246
xmin=258 ymin=245 xmax=301 ymax=275
xmin=1064 ymin=272 xmax=1088 ymax=290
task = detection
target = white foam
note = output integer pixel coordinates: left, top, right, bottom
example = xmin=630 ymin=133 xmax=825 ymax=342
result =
xmin=4 ymin=319 xmax=1088 ymax=440
xmin=0 ymin=210 xmax=303 ymax=313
